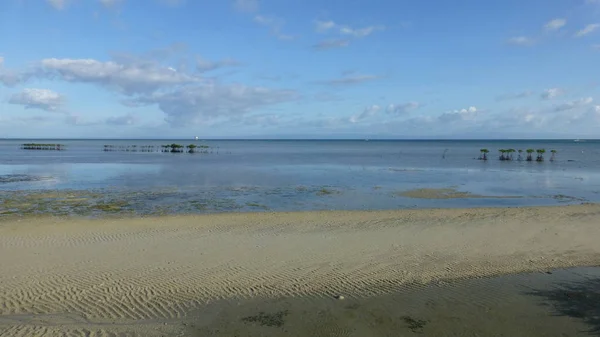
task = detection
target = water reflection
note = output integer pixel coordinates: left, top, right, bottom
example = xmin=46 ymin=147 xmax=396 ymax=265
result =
xmin=2 ymin=140 xmax=600 ymax=214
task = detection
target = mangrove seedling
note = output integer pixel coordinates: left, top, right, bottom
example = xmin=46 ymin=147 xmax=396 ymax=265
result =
xmin=170 ymin=144 xmax=185 ymax=153
xmin=506 ymin=149 xmax=516 ymax=161
xmin=187 ymin=144 xmax=197 ymax=153
xmin=20 ymin=143 xmax=65 ymax=151
xmin=526 ymin=149 xmax=535 ymax=161
xmin=517 ymin=149 xmax=523 ymax=161
xmin=550 ymin=149 xmax=557 ymax=161
xmin=536 ymin=149 xmax=546 ymax=162
xmin=479 ymin=148 xmax=489 ymax=161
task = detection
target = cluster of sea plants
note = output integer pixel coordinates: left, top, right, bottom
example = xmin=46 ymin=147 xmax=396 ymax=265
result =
xmin=479 ymin=148 xmax=557 ymax=162
xmin=20 ymin=143 xmax=65 ymax=151
xmin=0 ymin=189 xmax=247 ymax=217
xmin=101 ymin=144 xmax=212 ymax=154
xmin=103 ymin=145 xmax=158 ymax=152
xmin=161 ymin=144 xmax=210 ymax=153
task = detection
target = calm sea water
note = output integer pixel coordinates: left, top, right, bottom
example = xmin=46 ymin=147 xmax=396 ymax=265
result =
xmin=1 ymin=139 xmax=599 ymax=214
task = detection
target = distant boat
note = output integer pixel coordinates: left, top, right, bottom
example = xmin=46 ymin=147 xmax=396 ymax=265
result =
xmin=195 ymin=136 xmax=199 ymax=140
xmin=574 ymin=139 xmax=585 ymax=142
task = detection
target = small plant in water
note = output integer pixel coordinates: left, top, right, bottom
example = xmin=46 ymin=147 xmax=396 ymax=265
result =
xmin=479 ymin=148 xmax=489 ymax=161
xmin=169 ymin=144 xmax=185 ymax=153
xmin=499 ymin=149 xmax=515 ymax=161
xmin=187 ymin=144 xmax=197 ymax=153
xmin=507 ymin=149 xmax=516 ymax=161
xmin=517 ymin=149 xmax=523 ymax=161
xmin=550 ymin=149 xmax=557 ymax=162
xmin=536 ymin=149 xmax=546 ymax=162
xmin=526 ymin=149 xmax=535 ymax=162
xmin=20 ymin=143 xmax=65 ymax=151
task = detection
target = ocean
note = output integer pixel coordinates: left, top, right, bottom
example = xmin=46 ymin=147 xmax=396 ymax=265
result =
xmin=1 ymin=139 xmax=599 ymax=216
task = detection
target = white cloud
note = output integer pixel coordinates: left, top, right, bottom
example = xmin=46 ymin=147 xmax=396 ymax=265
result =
xmin=544 ymin=18 xmax=566 ymax=31
xmin=0 ymin=50 xmax=302 ymax=128
xmin=0 ymin=57 xmax=10 ymax=85
xmin=315 ymin=20 xmax=336 ymax=33
xmin=507 ymin=36 xmax=534 ymax=46
xmin=8 ymin=88 xmax=65 ymax=112
xmin=157 ymin=0 xmax=185 ymax=6
xmin=386 ymin=102 xmax=420 ymax=115
xmin=0 ymin=115 xmax=55 ymax=128
xmin=46 ymin=0 xmax=69 ymax=10
xmin=125 ymin=84 xmax=298 ymax=126
xmin=554 ymin=97 xmax=594 ymax=112
xmin=315 ymin=20 xmax=384 ymax=38
xmin=106 ymin=113 xmax=137 ymax=125
xmin=316 ymin=74 xmax=380 ymax=86
xmin=312 ymin=39 xmax=350 ymax=50
xmin=308 ymin=101 xmax=420 ymax=129
xmin=438 ymin=106 xmax=479 ymax=123
xmin=65 ymin=114 xmax=100 ymax=126
xmin=574 ymin=23 xmax=600 ymax=37
xmin=541 ymin=88 xmax=564 ymax=100
xmin=196 ymin=56 xmax=239 ymax=72
xmin=314 ymin=92 xmax=343 ymax=102
xmin=40 ymin=58 xmax=197 ymax=95
xmin=350 ymin=105 xmax=381 ymax=123
xmin=253 ymin=15 xmax=294 ymax=40
xmin=0 ymin=57 xmax=41 ymax=86
xmin=233 ymin=0 xmax=258 ymax=13
xmin=0 ymin=69 xmax=28 ymax=86
xmin=496 ymin=91 xmax=533 ymax=101
xmin=339 ymin=25 xmax=384 ymax=38
xmin=238 ymin=113 xmax=281 ymax=127
xmin=99 ymin=0 xmax=124 ymax=8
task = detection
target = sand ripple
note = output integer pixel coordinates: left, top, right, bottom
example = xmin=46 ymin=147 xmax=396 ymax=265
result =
xmin=1 ymin=205 xmax=600 ymax=336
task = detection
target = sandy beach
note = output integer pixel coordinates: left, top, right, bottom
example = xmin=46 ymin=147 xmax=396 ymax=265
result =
xmin=1 ymin=204 xmax=600 ymax=336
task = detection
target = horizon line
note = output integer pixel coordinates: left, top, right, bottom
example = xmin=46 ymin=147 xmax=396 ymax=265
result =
xmin=1 ymin=138 xmax=597 ymax=141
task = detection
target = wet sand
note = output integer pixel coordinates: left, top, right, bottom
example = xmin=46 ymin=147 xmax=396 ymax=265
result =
xmin=398 ymin=187 xmax=522 ymax=199
xmin=1 ymin=204 xmax=600 ymax=336
xmin=188 ymin=266 xmax=600 ymax=336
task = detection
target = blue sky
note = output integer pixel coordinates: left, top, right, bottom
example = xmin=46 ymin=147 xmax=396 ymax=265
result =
xmin=1 ymin=0 xmax=600 ymax=138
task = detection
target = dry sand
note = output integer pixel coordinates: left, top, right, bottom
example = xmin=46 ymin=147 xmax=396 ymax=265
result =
xmin=1 ymin=204 xmax=600 ymax=336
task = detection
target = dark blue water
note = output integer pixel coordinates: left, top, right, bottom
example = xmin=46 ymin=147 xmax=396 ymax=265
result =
xmin=1 ymin=139 xmax=599 ymax=213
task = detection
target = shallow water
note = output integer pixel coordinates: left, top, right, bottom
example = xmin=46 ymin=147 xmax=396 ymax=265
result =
xmin=1 ymin=139 xmax=600 ymax=215
xmin=187 ymin=266 xmax=600 ymax=337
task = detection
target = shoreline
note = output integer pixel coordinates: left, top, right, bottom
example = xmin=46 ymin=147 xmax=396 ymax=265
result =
xmin=0 ymin=196 xmax=595 ymax=222
xmin=2 ymin=183 xmax=597 ymax=219
xmin=2 ymin=203 xmax=600 ymax=336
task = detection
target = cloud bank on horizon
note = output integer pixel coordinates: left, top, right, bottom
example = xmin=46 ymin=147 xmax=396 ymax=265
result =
xmin=1 ymin=0 xmax=600 ymax=138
